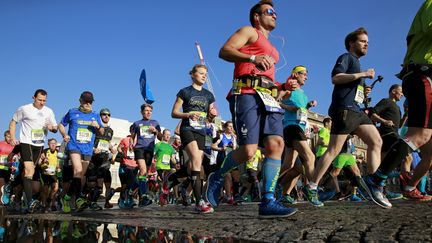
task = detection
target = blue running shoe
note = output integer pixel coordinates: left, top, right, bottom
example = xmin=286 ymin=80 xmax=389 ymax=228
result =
xmin=385 ymin=190 xmax=403 ymax=200
xmin=28 ymin=199 xmax=41 ymax=213
xmin=318 ymin=188 xmax=336 ymax=202
xmin=365 ymin=176 xmax=392 ymax=209
xmin=1 ymin=184 xmax=11 ymax=205
xmin=302 ymin=186 xmax=323 ymax=207
xmin=350 ymin=193 xmax=362 ymax=202
xmin=259 ymin=198 xmax=298 ymax=217
xmin=118 ymin=198 xmax=126 ymax=209
xmin=204 ymin=172 xmax=224 ymax=207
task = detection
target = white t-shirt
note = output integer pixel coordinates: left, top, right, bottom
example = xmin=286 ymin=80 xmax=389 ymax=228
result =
xmin=13 ymin=103 xmax=57 ymax=146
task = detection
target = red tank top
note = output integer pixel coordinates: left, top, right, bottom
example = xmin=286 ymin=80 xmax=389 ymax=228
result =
xmin=234 ymin=29 xmax=279 ymax=81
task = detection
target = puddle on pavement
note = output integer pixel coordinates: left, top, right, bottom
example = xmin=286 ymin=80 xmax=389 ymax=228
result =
xmin=0 ymin=217 xmax=261 ymax=243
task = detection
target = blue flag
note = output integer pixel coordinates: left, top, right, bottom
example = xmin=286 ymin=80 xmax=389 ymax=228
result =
xmin=139 ymin=69 xmax=155 ymax=104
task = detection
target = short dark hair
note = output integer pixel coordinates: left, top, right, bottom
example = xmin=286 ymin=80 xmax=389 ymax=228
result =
xmin=249 ymin=0 xmax=274 ymax=27
xmin=344 ymin=27 xmax=368 ymax=51
xmin=48 ymin=138 xmax=57 ymax=143
xmin=323 ymin=117 xmax=332 ymax=126
xmin=162 ymin=129 xmax=171 ymax=135
xmin=389 ymin=84 xmax=401 ymax=93
xmin=189 ymin=64 xmax=207 ymax=75
xmin=4 ymin=130 xmax=10 ymax=137
xmin=141 ymin=103 xmax=153 ymax=111
xmin=34 ymin=89 xmax=47 ymax=97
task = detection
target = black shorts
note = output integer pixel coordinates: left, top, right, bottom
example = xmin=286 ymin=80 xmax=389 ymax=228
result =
xmin=330 ymin=109 xmax=373 ymax=135
xmin=32 ymin=166 xmax=41 ymax=182
xmin=134 ymin=148 xmax=154 ymax=167
xmin=402 ymin=71 xmax=432 ymax=128
xmin=180 ymin=129 xmax=205 ymax=151
xmin=283 ymin=125 xmax=308 ymax=148
xmin=69 ymin=150 xmax=92 ymax=162
xmin=0 ymin=169 xmax=11 ymax=183
xmin=41 ymin=174 xmax=57 ymax=185
xmin=20 ymin=143 xmax=43 ymax=163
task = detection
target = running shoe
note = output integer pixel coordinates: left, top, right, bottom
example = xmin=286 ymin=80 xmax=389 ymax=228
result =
xmin=159 ymin=193 xmax=168 ymax=206
xmin=385 ymin=190 xmax=403 ymax=200
xmin=28 ymin=199 xmax=41 ymax=213
xmin=75 ymin=198 xmax=88 ymax=212
xmin=399 ymin=171 xmax=412 ymax=189
xmin=138 ymin=196 xmax=152 ymax=207
xmin=90 ymin=202 xmax=103 ymax=211
xmin=365 ymin=176 xmax=392 ymax=209
xmin=104 ymin=201 xmax=114 ymax=209
xmin=318 ymin=189 xmax=336 ymax=202
xmin=259 ymin=198 xmax=298 ymax=217
xmin=301 ymin=186 xmax=323 ymax=207
xmin=278 ymin=194 xmax=297 ymax=204
xmin=402 ymin=188 xmax=432 ymax=201
xmin=194 ymin=200 xmax=214 ymax=214
xmin=234 ymin=194 xmax=245 ymax=204
xmin=0 ymin=184 xmax=11 ymax=205
xmin=226 ymin=196 xmax=236 ymax=205
xmin=106 ymin=188 xmax=115 ymax=201
xmin=349 ymin=193 xmax=362 ymax=202
xmin=204 ymin=172 xmax=224 ymax=207
xmin=0 ymin=226 xmax=5 ymax=242
xmin=118 ymin=198 xmax=127 ymax=209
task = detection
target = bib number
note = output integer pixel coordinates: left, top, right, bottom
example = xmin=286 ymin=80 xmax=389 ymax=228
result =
xmin=77 ymin=128 xmax=92 ymax=143
xmin=31 ymin=129 xmax=45 ymax=144
xmin=44 ymin=165 xmax=56 ymax=176
xmin=189 ymin=112 xmax=206 ymax=130
xmin=0 ymin=155 xmax=8 ymax=165
xmin=354 ymin=85 xmax=365 ymax=104
xmin=126 ymin=149 xmax=135 ymax=160
xmin=162 ymin=154 xmax=171 ymax=165
xmin=139 ymin=125 xmax=154 ymax=139
xmin=296 ymin=108 xmax=308 ymax=124
xmin=255 ymin=88 xmax=283 ymax=113
xmin=97 ymin=139 xmax=110 ymax=152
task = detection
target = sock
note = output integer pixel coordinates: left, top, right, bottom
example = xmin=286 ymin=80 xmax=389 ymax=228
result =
xmin=23 ymin=178 xmax=33 ymax=204
xmin=191 ymin=171 xmax=202 ymax=205
xmin=261 ymin=158 xmax=281 ymax=200
xmin=219 ymin=152 xmax=238 ymax=176
xmin=308 ymin=181 xmax=318 ymax=190
xmin=138 ymin=175 xmax=147 ymax=196
xmin=371 ymin=170 xmax=388 ymax=186
xmin=71 ymin=178 xmax=82 ymax=199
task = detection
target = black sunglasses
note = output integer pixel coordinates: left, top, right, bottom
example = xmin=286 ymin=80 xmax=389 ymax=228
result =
xmin=101 ymin=113 xmax=111 ymax=117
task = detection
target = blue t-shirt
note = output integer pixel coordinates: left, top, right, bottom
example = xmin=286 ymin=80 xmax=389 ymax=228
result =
xmin=329 ymin=53 xmax=365 ymax=114
xmin=132 ymin=119 xmax=161 ymax=150
xmin=282 ymin=88 xmax=308 ymax=131
xmin=60 ymin=108 xmax=103 ymax=156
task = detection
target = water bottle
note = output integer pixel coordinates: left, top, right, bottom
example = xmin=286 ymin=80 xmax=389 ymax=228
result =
xmin=57 ymin=141 xmax=68 ymax=160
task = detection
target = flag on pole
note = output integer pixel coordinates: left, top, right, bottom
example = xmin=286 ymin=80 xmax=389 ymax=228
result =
xmin=139 ymin=69 xmax=155 ymax=104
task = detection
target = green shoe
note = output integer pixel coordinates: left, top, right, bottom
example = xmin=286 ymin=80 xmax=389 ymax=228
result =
xmin=61 ymin=195 xmax=71 ymax=213
xmin=302 ymin=186 xmax=324 ymax=207
xmin=75 ymin=198 xmax=88 ymax=212
xmin=279 ymin=194 xmax=297 ymax=204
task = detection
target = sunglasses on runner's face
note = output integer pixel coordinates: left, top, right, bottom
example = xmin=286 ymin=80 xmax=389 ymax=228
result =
xmin=101 ymin=113 xmax=110 ymax=117
xmin=262 ymin=8 xmax=277 ymax=17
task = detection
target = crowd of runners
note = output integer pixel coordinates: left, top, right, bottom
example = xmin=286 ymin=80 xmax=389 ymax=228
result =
xmin=0 ymin=0 xmax=431 ymax=222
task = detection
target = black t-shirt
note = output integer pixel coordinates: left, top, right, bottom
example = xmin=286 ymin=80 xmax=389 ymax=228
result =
xmin=329 ymin=53 xmax=365 ymax=114
xmin=93 ymin=126 xmax=114 ymax=161
xmin=372 ymin=98 xmax=401 ymax=135
xmin=177 ymin=85 xmax=215 ymax=134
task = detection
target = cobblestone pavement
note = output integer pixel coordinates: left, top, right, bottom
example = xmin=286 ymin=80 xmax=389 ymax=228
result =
xmin=3 ymin=200 xmax=432 ymax=242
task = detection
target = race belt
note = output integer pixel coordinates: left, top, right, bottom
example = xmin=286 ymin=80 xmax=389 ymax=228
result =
xmin=233 ymin=75 xmax=278 ymax=97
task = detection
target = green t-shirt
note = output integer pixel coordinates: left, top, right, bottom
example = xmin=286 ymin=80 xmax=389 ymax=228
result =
xmin=316 ymin=127 xmax=330 ymax=157
xmin=404 ymin=0 xmax=432 ymax=65
xmin=154 ymin=141 xmax=175 ymax=170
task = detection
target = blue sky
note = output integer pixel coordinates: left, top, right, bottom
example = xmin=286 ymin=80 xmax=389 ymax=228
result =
xmin=0 ymin=0 xmax=424 ymax=140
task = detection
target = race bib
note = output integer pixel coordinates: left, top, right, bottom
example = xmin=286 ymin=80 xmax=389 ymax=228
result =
xmin=296 ymin=108 xmax=308 ymax=124
xmin=44 ymin=165 xmax=56 ymax=176
xmin=126 ymin=149 xmax=135 ymax=160
xmin=189 ymin=112 xmax=206 ymax=130
xmin=31 ymin=129 xmax=45 ymax=144
xmin=0 ymin=155 xmax=8 ymax=165
xmin=97 ymin=139 xmax=110 ymax=152
xmin=139 ymin=125 xmax=154 ymax=138
xmin=354 ymin=85 xmax=365 ymax=104
xmin=162 ymin=154 xmax=171 ymax=165
xmin=255 ymin=88 xmax=283 ymax=113
xmin=252 ymin=161 xmax=258 ymax=169
xmin=76 ymin=128 xmax=92 ymax=143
